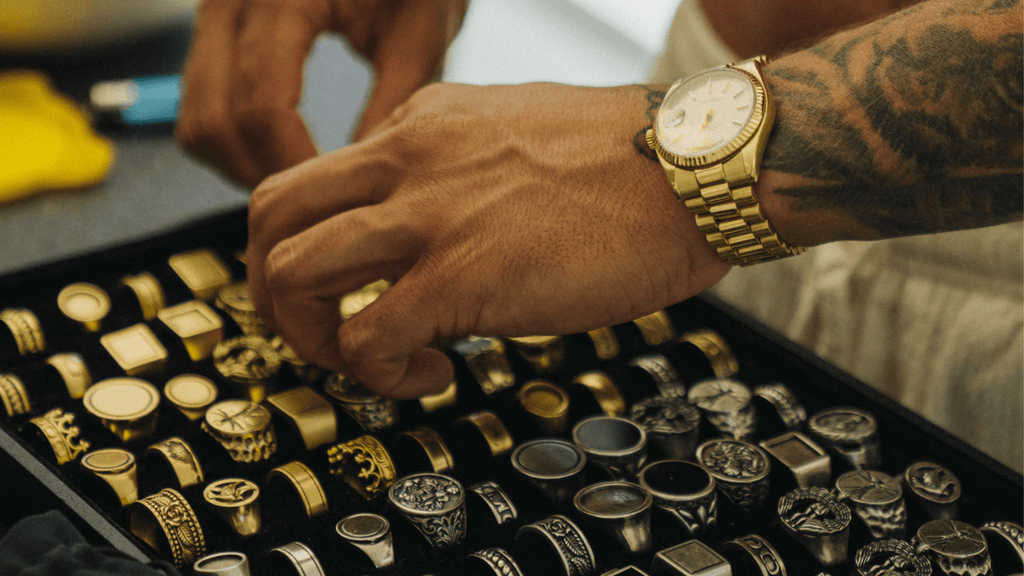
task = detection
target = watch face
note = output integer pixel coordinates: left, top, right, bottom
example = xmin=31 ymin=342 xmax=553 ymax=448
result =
xmin=657 ymin=67 xmax=759 ymax=159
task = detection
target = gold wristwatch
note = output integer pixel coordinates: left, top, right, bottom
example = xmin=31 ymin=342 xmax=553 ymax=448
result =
xmin=646 ymin=56 xmax=804 ymax=266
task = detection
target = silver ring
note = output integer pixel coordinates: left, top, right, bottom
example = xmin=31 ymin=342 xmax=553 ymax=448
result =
xmin=687 ymin=378 xmax=756 ymax=441
xmin=834 ymin=469 xmax=906 ymax=539
xmin=854 ymin=539 xmax=931 ymax=576
xmin=695 ymin=438 xmax=771 ymax=511
xmin=914 ymin=520 xmax=992 ymax=576
xmin=650 ymin=539 xmax=731 ymax=576
xmin=516 ymin=515 xmax=596 ymax=576
xmin=388 ymin=472 xmax=467 ymax=548
xmin=903 ymin=461 xmax=961 ymax=520
xmin=777 ymin=487 xmax=851 ymax=566
xmin=637 ymin=460 xmax=717 ymax=535
xmin=468 ymin=548 xmax=526 ymax=576
xmin=980 ymin=521 xmax=1024 ymax=567
xmin=753 ymin=383 xmax=807 ymax=430
xmin=193 ymin=552 xmax=250 ymax=576
xmin=630 ymin=395 xmax=701 ymax=461
xmin=511 ymin=438 xmax=587 ymax=503
xmin=759 ymin=431 xmax=832 ymax=489
xmin=573 ymin=481 xmax=653 ymax=553
xmin=336 ymin=513 xmax=394 ymax=569
xmin=323 ymin=373 xmax=398 ymax=431
xmin=629 ymin=354 xmax=686 ymax=397
xmin=807 ymin=407 xmax=881 ymax=469
xmin=572 ymin=416 xmax=648 ymax=480
xmin=722 ymin=534 xmax=788 ymax=576
xmin=268 ymin=542 xmax=325 ymax=576
xmin=470 ymin=481 xmax=518 ymax=525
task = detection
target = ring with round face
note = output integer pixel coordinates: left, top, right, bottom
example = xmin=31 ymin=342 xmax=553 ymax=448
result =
xmin=468 ymin=548 xmax=526 ymax=576
xmin=834 ymin=470 xmax=906 ymax=539
xmin=629 ymin=354 xmax=686 ymax=397
xmin=506 ymin=335 xmax=565 ymax=374
xmin=57 ymin=283 xmax=110 ymax=333
xmin=83 ymin=377 xmax=160 ymax=442
xmin=130 ymin=488 xmax=206 ymax=568
xmin=145 ymin=436 xmax=204 ymax=489
xmin=630 ymin=395 xmax=701 ymax=461
xmin=687 ymin=378 xmax=756 ymax=442
xmin=807 ymin=407 xmax=881 ymax=470
xmin=695 ymin=438 xmax=770 ymax=512
xmin=266 ymin=386 xmax=338 ymax=451
xmin=980 ymin=521 xmax=1024 ymax=570
xmin=518 ymin=380 xmax=571 ymax=434
xmin=854 ymin=539 xmax=931 ymax=576
xmin=268 ymin=542 xmax=326 ymax=576
xmin=515 ymin=515 xmax=596 ymax=576
xmin=469 ymin=481 xmax=518 ymax=525
xmin=336 ymin=513 xmax=394 ymax=569
xmin=81 ymin=448 xmax=138 ymax=506
xmin=212 ymin=335 xmax=281 ymax=403
xmin=326 ymin=435 xmax=397 ymax=500
xmin=45 ymin=352 xmax=92 ymax=399
xmin=163 ymin=374 xmax=218 ymax=421
xmin=678 ymin=329 xmax=739 ymax=379
xmin=511 ymin=438 xmax=587 ymax=503
xmin=722 ymin=534 xmax=787 ymax=576
xmin=637 ymin=460 xmax=718 ymax=536
xmin=323 ymin=373 xmax=399 ymax=432
xmin=572 ymin=416 xmax=648 ymax=480
xmin=570 ymin=371 xmax=628 ymax=417
xmin=0 ymin=372 xmax=31 ymax=417
xmin=914 ymin=520 xmax=993 ymax=576
xmin=903 ymin=461 xmax=961 ymax=520
xmin=759 ymin=431 xmax=832 ymax=489
xmin=201 ymin=400 xmax=277 ymax=463
xmin=586 ymin=326 xmax=620 ymax=360
xmin=30 ymin=408 xmax=90 ymax=464
xmin=203 ymin=478 xmax=261 ymax=536
xmin=777 ymin=487 xmax=851 ymax=566
xmin=388 ymin=472 xmax=467 ymax=549
xmin=454 ymin=411 xmax=514 ymax=457
xmin=0 ymin=308 xmax=46 ymax=356
xmin=266 ymin=461 xmax=329 ymax=518
xmin=632 ymin=310 xmax=676 ymax=346
xmin=193 ymin=551 xmax=250 ymax=576
xmin=157 ymin=300 xmax=225 ymax=362
xmin=395 ymin=427 xmax=455 ymax=473
xmin=119 ymin=272 xmax=166 ymax=321
xmin=752 ymin=383 xmax=806 ymax=431
xmin=452 ymin=336 xmax=516 ymax=394
xmin=573 ymin=481 xmax=653 ymax=554
xmin=650 ymin=539 xmax=732 ymax=576
xmin=215 ymin=282 xmax=268 ymax=337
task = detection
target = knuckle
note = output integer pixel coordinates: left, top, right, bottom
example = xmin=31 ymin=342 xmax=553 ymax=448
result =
xmin=263 ymin=239 xmax=303 ymax=295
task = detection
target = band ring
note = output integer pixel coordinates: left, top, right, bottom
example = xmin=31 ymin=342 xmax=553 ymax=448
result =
xmin=453 ymin=336 xmax=516 ymax=394
xmin=586 ymin=326 xmax=620 ymax=360
xmin=81 ymin=448 xmax=138 ymax=506
xmin=470 ymin=481 xmax=519 ymax=525
xmin=515 ymin=515 xmax=596 ymax=576
xmin=629 ymin=355 xmax=686 ymax=397
xmin=678 ymin=329 xmax=739 ymax=378
xmin=753 ymin=383 xmax=806 ymax=430
xmin=570 ymin=371 xmax=628 ymax=416
xmin=980 ymin=521 xmax=1024 ymax=567
xmin=419 ymin=380 xmax=458 ymax=413
xmin=396 ymin=427 xmax=455 ymax=473
xmin=0 ymin=308 xmax=45 ymax=356
xmin=203 ymin=478 xmax=261 ymax=536
xmin=269 ymin=542 xmax=326 ymax=576
xmin=632 ymin=310 xmax=676 ymax=346
xmin=130 ymin=488 xmax=206 ymax=568
xmin=327 ymin=435 xmax=397 ymax=500
xmin=455 ymin=411 xmax=515 ymax=457
xmin=468 ymin=548 xmax=526 ymax=576
xmin=267 ymin=386 xmax=338 ymax=450
xmin=120 ymin=272 xmax=166 ymax=321
xmin=0 ymin=372 xmax=31 ymax=417
xmin=723 ymin=534 xmax=788 ymax=576
xmin=146 ymin=437 xmax=204 ymax=489
xmin=336 ymin=513 xmax=395 ymax=569
xmin=46 ymin=352 xmax=92 ymax=399
xmin=266 ymin=461 xmax=329 ymax=518
xmin=30 ymin=408 xmax=90 ymax=465
xmin=507 ymin=335 xmax=565 ymax=374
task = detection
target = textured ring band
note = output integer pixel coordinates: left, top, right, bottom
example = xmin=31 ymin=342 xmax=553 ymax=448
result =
xmin=516 ymin=515 xmax=596 ymax=576
xmin=468 ymin=548 xmax=526 ymax=576
xmin=723 ymin=534 xmax=788 ymax=576
xmin=130 ymin=488 xmax=206 ymax=568
xmin=0 ymin=372 xmax=31 ymax=417
xmin=146 ymin=437 xmax=204 ymax=489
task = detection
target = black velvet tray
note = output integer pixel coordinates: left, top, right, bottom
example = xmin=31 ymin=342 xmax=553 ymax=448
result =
xmin=0 ymin=207 xmax=1020 ymax=576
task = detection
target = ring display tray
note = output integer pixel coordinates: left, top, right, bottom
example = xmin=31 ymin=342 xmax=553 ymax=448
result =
xmin=0 ymin=207 xmax=1021 ymax=576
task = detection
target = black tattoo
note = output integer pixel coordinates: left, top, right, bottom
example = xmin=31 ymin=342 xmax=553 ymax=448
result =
xmin=634 ymin=86 xmax=665 ymax=162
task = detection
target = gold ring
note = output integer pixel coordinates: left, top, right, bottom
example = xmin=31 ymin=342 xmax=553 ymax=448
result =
xmin=163 ymin=374 xmax=218 ymax=421
xmin=130 ymin=488 xmax=206 ymax=567
xmin=327 ymin=435 xmax=397 ymax=500
xmin=30 ymin=408 xmax=90 ymax=464
xmin=119 ymin=272 xmax=166 ymax=321
xmin=0 ymin=372 xmax=31 ymax=416
xmin=99 ymin=324 xmax=168 ymax=376
xmin=212 ymin=335 xmax=281 ymax=403
xmin=586 ymin=327 xmax=620 ymax=360
xmin=517 ymin=380 xmax=570 ymax=434
xmin=157 ymin=300 xmax=225 ymax=361
xmin=418 ymin=380 xmax=458 ymax=413
xmin=83 ymin=378 xmax=160 ymax=442
xmin=203 ymin=478 xmax=261 ymax=536
xmin=340 ymin=279 xmax=391 ymax=321
xmin=45 ymin=352 xmax=92 ymax=399
xmin=0 ymin=308 xmax=45 ymax=356
xmin=266 ymin=461 xmax=329 ymax=518
xmin=168 ymin=248 xmax=232 ymax=302
xmin=454 ymin=411 xmax=514 ymax=457
xmin=81 ymin=448 xmax=138 ymax=506
xmin=324 ymin=373 xmax=398 ymax=431
xmin=452 ymin=336 xmax=515 ymax=394
xmin=679 ymin=329 xmax=739 ymax=378
xmin=145 ymin=437 xmax=205 ymax=488
xmin=632 ymin=310 xmax=675 ymax=346
xmin=267 ymin=386 xmax=338 ymax=450
xmin=57 ymin=282 xmax=110 ymax=333
xmin=216 ymin=282 xmax=268 ymax=336
xmin=569 ymin=371 xmax=627 ymax=416
xmin=506 ymin=335 xmax=565 ymax=374
xmin=396 ymin=427 xmax=455 ymax=473
xmin=202 ymin=400 xmax=277 ymax=463
xmin=271 ymin=336 xmax=324 ymax=382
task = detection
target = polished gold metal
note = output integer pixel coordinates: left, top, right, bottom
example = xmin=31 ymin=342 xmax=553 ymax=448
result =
xmin=570 ymin=371 xmax=627 ymax=416
xmin=158 ymin=300 xmax=224 ymax=361
xmin=0 ymin=372 xmax=31 ymax=416
xmin=202 ymin=400 xmax=277 ymax=462
xmin=266 ymin=461 xmax=329 ymax=518
xmin=397 ymin=427 xmax=455 ymax=473
xmin=633 ymin=310 xmax=675 ymax=346
xmin=419 ymin=380 xmax=458 ymax=413
xmin=212 ymin=335 xmax=281 ymax=403
xmin=57 ymin=282 xmax=110 ymax=332
xmin=168 ymin=248 xmax=232 ymax=302
xmin=215 ymin=282 xmax=267 ymax=336
xmin=0 ymin=308 xmax=45 ymax=356
xmin=203 ymin=478 xmax=261 ymax=536
xmin=267 ymin=386 xmax=338 ymax=450
xmin=760 ymin=431 xmax=832 ymax=489
xmin=81 ymin=448 xmax=138 ymax=506
xmin=146 ymin=436 xmax=205 ymax=488
xmin=327 ymin=435 xmax=397 ymax=500
xmin=324 ymin=373 xmax=398 ymax=431
xmin=587 ymin=326 xmax=620 ymax=360
xmin=506 ymin=335 xmax=565 ymax=373
xmin=100 ymin=324 xmax=168 ymax=376
xmin=163 ymin=374 xmax=218 ymax=421
xmin=340 ymin=279 xmax=391 ymax=320
xmin=119 ymin=272 xmax=166 ymax=321
xmin=46 ymin=352 xmax=92 ymax=399
xmin=455 ymin=410 xmax=514 ymax=457
xmin=452 ymin=336 xmax=515 ymax=394
xmin=30 ymin=408 xmax=90 ymax=464
xmin=679 ymin=329 xmax=739 ymax=378
xmin=83 ymin=377 xmax=160 ymax=441
xmin=518 ymin=379 xmax=570 ymax=434
xmin=130 ymin=488 xmax=206 ymax=568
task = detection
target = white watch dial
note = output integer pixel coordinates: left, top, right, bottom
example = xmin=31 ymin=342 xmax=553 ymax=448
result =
xmin=657 ymin=67 xmax=758 ymax=158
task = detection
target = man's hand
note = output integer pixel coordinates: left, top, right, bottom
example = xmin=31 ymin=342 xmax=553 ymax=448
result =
xmin=176 ymin=0 xmax=467 ymax=188
xmin=246 ymin=82 xmax=732 ymax=398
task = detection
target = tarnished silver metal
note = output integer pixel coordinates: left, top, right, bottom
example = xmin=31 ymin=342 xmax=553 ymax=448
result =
xmin=753 ymin=383 xmax=806 ymax=430
xmin=777 ymin=487 xmax=851 ymax=566
xmin=637 ymin=460 xmax=718 ymax=535
xmin=687 ymin=378 xmax=756 ymax=441
xmin=452 ymin=336 xmax=515 ymax=394
xmin=650 ymin=540 xmax=732 ymax=576
xmin=468 ymin=548 xmax=526 ymax=576
xmin=388 ymin=473 xmax=466 ymax=549
xmin=269 ymin=542 xmax=325 ymax=576
xmin=470 ymin=481 xmax=518 ymax=525
xmin=336 ymin=513 xmax=394 ymax=569
xmin=629 ymin=354 xmax=686 ymax=397
xmin=722 ymin=534 xmax=787 ymax=576
xmin=903 ymin=462 xmax=961 ymax=520
xmin=835 ymin=470 xmax=906 ymax=539
xmin=979 ymin=521 xmax=1024 ymax=567
xmin=807 ymin=407 xmax=881 ymax=470
xmin=323 ymin=373 xmax=398 ymax=431
xmin=573 ymin=481 xmax=653 ymax=553
xmin=572 ymin=416 xmax=648 ymax=480
xmin=193 ymin=552 xmax=251 ymax=576
xmin=696 ymin=438 xmax=771 ymax=511
xmin=914 ymin=520 xmax=993 ymax=576
xmin=854 ymin=539 xmax=932 ymax=576
xmin=511 ymin=438 xmax=587 ymax=503
xmin=630 ymin=395 xmax=701 ymax=460
xmin=515 ymin=515 xmax=596 ymax=576
xmin=602 ymin=567 xmax=652 ymax=576
xmin=760 ymin=431 xmax=832 ymax=488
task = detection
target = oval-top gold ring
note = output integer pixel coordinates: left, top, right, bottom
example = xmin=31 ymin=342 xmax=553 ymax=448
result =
xmin=57 ymin=282 xmax=110 ymax=333
xmin=83 ymin=377 xmax=160 ymax=442
xmin=81 ymin=448 xmax=138 ymax=506
xmin=266 ymin=461 xmax=329 ymax=518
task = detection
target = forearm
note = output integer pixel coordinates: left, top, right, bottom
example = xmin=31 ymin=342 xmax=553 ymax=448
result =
xmin=756 ymin=0 xmax=1023 ymax=246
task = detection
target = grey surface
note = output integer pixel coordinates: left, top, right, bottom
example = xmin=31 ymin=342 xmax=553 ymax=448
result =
xmin=0 ymin=20 xmax=371 ymax=275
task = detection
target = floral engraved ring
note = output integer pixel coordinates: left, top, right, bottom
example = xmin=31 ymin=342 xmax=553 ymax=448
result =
xmin=387 ymin=472 xmax=466 ymax=548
